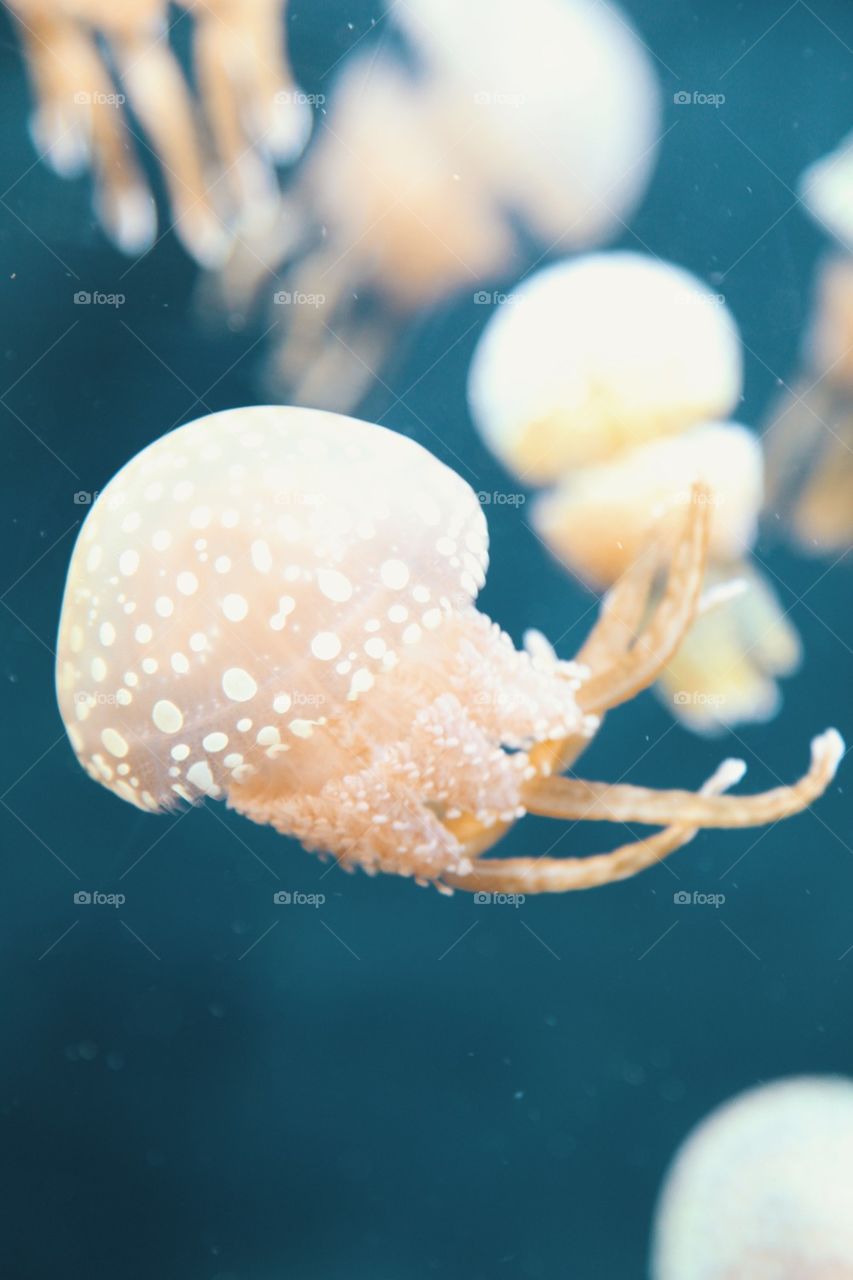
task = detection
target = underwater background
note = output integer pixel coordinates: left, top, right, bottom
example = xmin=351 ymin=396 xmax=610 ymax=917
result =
xmin=0 ymin=1 xmax=851 ymax=1277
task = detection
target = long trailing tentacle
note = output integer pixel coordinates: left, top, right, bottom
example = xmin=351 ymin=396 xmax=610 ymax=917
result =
xmin=523 ymin=729 xmax=843 ymax=827
xmin=442 ymin=758 xmax=746 ymax=895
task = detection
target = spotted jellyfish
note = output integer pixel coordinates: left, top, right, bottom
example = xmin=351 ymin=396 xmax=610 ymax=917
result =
xmin=468 ymin=251 xmax=803 ymax=734
xmin=218 ymin=0 xmax=661 ymax=411
xmin=55 ymin=406 xmax=842 ymax=894
xmin=651 ymin=1076 xmax=853 ymax=1279
xmin=6 ymin=0 xmax=311 ymax=263
xmin=764 ymin=132 xmax=853 ymax=554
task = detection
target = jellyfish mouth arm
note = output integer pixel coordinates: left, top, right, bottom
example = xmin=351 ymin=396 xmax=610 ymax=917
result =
xmin=188 ymin=0 xmax=311 ymax=173
xmin=441 ymin=758 xmax=743 ymax=895
xmin=525 ymin=486 xmax=710 ymax=782
xmin=11 ymin=8 xmax=156 ymax=255
xmin=109 ymin=29 xmax=229 ymax=268
xmin=523 ymin=728 xmax=844 ymax=827
xmin=576 ymin=484 xmax=712 ymax=716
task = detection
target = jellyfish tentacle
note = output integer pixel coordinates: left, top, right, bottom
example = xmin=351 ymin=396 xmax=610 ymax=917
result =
xmin=442 ymin=758 xmax=744 ymax=895
xmin=190 ymin=0 xmax=285 ymax=230
xmin=14 ymin=12 xmax=155 ymax=254
xmin=577 ymin=485 xmax=712 ymax=715
xmin=110 ymin=30 xmax=228 ymax=267
xmin=526 ymin=489 xmax=709 ymax=782
xmin=524 ymin=728 xmax=844 ymax=827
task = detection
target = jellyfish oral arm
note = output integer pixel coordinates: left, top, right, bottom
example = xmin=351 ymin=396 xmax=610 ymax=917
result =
xmin=442 ymin=758 xmax=744 ymax=895
xmin=523 ymin=728 xmax=844 ymax=827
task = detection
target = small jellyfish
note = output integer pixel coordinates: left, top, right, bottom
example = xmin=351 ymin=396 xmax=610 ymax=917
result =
xmin=7 ymin=0 xmax=310 ymax=263
xmin=651 ymin=1076 xmax=853 ymax=1278
xmin=55 ymin=406 xmax=842 ymax=894
xmin=468 ymin=251 xmax=802 ymax=733
xmin=224 ymin=0 xmax=660 ymax=409
xmin=763 ymin=135 xmax=853 ymax=553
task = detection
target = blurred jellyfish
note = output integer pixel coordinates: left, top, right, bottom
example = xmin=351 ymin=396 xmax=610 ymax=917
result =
xmin=764 ymin=132 xmax=853 ymax=553
xmin=468 ymin=251 xmax=802 ymax=734
xmin=225 ymin=0 xmax=661 ymax=409
xmin=6 ymin=0 xmax=311 ymax=263
xmin=651 ymin=1076 xmax=853 ymax=1279
xmin=55 ymin=405 xmax=841 ymax=894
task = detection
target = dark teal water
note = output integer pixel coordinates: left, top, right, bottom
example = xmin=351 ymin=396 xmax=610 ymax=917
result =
xmin=0 ymin=3 xmax=851 ymax=1278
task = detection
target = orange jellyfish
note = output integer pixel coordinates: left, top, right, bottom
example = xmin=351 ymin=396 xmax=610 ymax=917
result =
xmin=651 ymin=1076 xmax=853 ymax=1278
xmin=763 ymin=132 xmax=853 ymax=554
xmin=226 ymin=0 xmax=661 ymax=409
xmin=54 ymin=406 xmax=842 ymax=894
xmin=468 ymin=251 xmax=802 ymax=734
xmin=6 ymin=0 xmax=310 ymax=263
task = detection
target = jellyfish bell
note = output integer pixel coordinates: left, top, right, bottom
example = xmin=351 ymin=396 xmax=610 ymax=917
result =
xmin=7 ymin=0 xmax=308 ymax=263
xmin=56 ymin=406 xmax=842 ymax=892
xmin=532 ymin=422 xmax=801 ymax=734
xmin=467 ymin=252 xmax=743 ymax=484
xmin=467 ymin=251 xmax=801 ymax=733
xmin=651 ymin=1076 xmax=853 ymax=1279
xmin=800 ymin=131 xmax=853 ymax=252
xmin=393 ymin=0 xmax=661 ymax=250
xmin=762 ymin=133 xmax=853 ymax=554
xmin=533 ymin=423 xmax=762 ymax=589
xmin=257 ymin=0 xmax=661 ymax=411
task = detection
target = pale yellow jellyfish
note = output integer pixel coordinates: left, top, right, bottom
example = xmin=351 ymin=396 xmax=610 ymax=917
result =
xmin=651 ymin=1076 xmax=853 ymax=1279
xmin=54 ymin=406 xmax=842 ymax=894
xmin=243 ymin=0 xmax=661 ymax=410
xmin=763 ymin=133 xmax=853 ymax=553
xmin=6 ymin=0 xmax=310 ymax=262
xmin=468 ymin=251 xmax=802 ymax=733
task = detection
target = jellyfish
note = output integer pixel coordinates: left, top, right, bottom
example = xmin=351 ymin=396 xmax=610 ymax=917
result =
xmin=651 ymin=1076 xmax=853 ymax=1278
xmin=763 ymin=133 xmax=853 ymax=553
xmin=6 ymin=0 xmax=310 ymax=263
xmin=54 ymin=406 xmax=841 ymax=894
xmin=467 ymin=251 xmax=802 ymax=733
xmin=219 ymin=0 xmax=660 ymax=410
